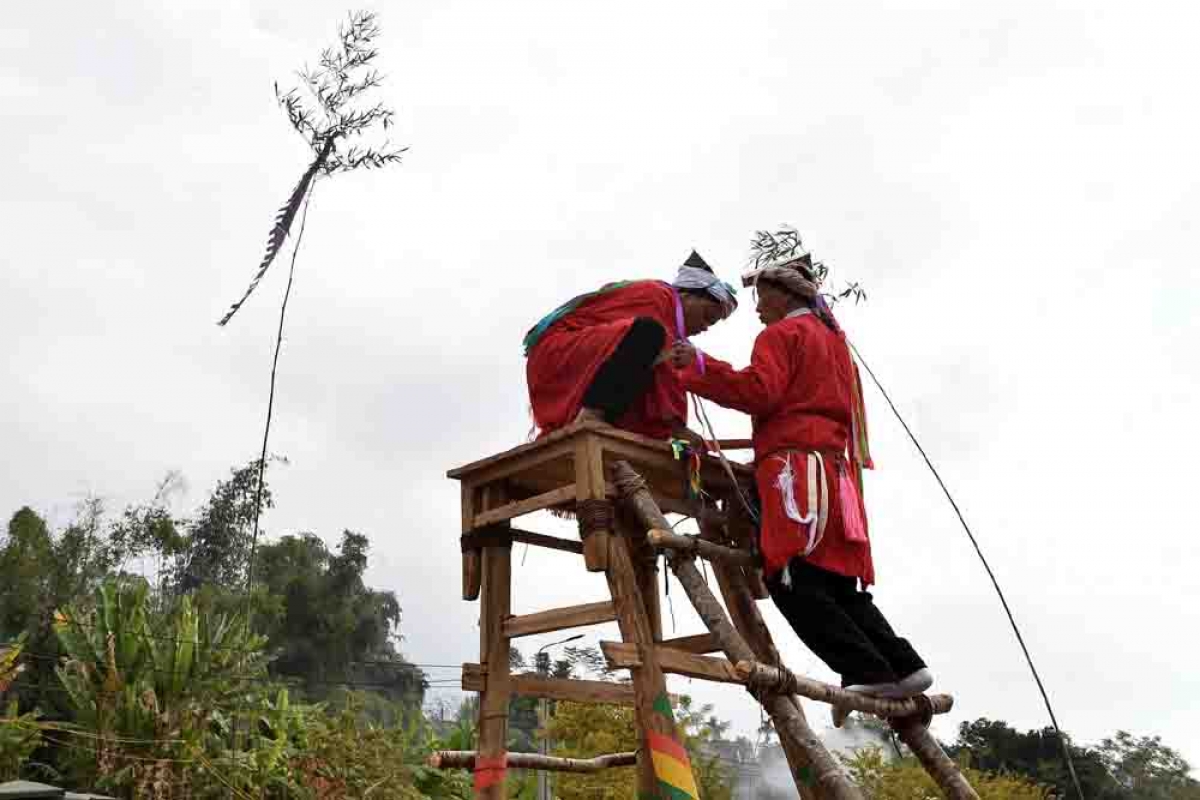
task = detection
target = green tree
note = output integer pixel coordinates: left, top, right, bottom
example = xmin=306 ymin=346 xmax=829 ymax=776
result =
xmin=953 ymin=718 xmax=1121 ymax=797
xmin=240 ymin=530 xmax=425 ymax=715
xmin=173 ymin=460 xmax=269 ymax=593
xmin=545 ymin=694 xmax=734 ymax=800
xmin=1096 ymin=731 xmax=1200 ymax=799
xmin=0 ymin=636 xmax=42 ymax=782
xmin=844 ymin=746 xmax=1051 ymax=799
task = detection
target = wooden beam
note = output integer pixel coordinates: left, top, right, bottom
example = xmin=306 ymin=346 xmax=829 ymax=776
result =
xmin=462 ymin=664 xmax=637 ymax=707
xmin=503 ymin=601 xmax=617 ymax=638
xmin=473 ymin=484 xmax=577 ymax=528
xmin=513 ymin=673 xmax=637 ymax=706
xmin=510 ymin=527 xmax=584 ymax=555
xmin=659 ymin=633 xmax=720 ymax=654
xmin=647 ymin=528 xmax=758 ymax=567
xmin=428 ymin=750 xmax=637 ymax=773
xmin=735 ymin=660 xmax=954 ymax=718
xmin=601 ymin=641 xmax=742 ymax=685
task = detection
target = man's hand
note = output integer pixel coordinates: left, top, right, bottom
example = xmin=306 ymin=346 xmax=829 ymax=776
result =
xmin=672 ymin=425 xmax=709 ymax=452
xmin=668 ymin=341 xmax=698 ymax=368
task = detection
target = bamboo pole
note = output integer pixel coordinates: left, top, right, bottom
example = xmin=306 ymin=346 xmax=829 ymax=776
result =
xmin=647 ymin=528 xmax=759 ymax=567
xmin=428 ymin=750 xmax=637 ymax=773
xmin=612 ymin=461 xmax=862 ymax=800
xmin=736 ymin=660 xmax=954 ymax=718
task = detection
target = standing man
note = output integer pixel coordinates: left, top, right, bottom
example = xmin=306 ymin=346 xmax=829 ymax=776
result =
xmin=676 ymin=250 xmax=932 ymax=722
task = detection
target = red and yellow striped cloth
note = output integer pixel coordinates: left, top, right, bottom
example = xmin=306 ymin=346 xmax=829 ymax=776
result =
xmin=646 ymin=730 xmax=699 ymax=800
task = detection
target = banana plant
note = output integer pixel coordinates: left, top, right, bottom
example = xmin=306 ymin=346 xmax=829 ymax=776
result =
xmin=54 ymin=578 xmax=289 ymax=796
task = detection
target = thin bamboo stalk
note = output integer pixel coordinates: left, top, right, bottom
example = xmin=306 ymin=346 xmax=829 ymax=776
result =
xmin=427 ymin=750 xmax=637 ymax=773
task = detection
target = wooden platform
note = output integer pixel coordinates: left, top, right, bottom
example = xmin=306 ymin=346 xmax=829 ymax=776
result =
xmin=448 ymin=418 xmax=753 ymax=523
xmin=448 ymin=419 xmax=755 ymax=591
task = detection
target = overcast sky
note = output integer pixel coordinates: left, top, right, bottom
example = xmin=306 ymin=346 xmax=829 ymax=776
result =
xmin=4 ymin=0 xmax=1198 ymax=772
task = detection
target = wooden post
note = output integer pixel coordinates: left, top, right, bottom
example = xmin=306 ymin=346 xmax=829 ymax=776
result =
xmin=575 ymin=435 xmax=610 ymax=572
xmin=619 ymin=509 xmax=663 ymax=643
xmin=476 ymin=541 xmax=512 ymax=798
xmin=725 ymin=493 xmax=770 ymax=600
xmin=461 ymin=483 xmax=482 ymax=600
xmin=605 ymin=531 xmax=695 ymax=798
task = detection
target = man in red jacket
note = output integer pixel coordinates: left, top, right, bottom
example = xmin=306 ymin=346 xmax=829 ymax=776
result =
xmin=524 ymin=251 xmax=737 ymax=440
xmin=677 ymin=252 xmax=931 ymax=722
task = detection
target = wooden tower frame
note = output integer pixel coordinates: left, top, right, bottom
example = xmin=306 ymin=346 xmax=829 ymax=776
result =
xmin=439 ymin=420 xmax=978 ymax=799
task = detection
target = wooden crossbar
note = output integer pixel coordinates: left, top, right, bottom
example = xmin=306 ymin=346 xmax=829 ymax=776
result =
xmin=736 ymin=660 xmax=954 ymax=719
xmin=600 ymin=641 xmax=742 ymax=684
xmin=647 ymin=528 xmax=758 ymax=567
xmin=473 ymin=485 xmax=577 ymax=527
xmin=428 ymin=750 xmax=637 ymax=773
xmin=462 ymin=663 xmax=637 ymax=706
xmin=503 ymin=601 xmax=617 ymax=638
xmin=658 ymin=633 xmax=720 ymax=654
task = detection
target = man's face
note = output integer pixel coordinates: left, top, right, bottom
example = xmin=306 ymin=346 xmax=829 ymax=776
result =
xmin=682 ymin=296 xmax=725 ymax=336
xmin=755 ymin=282 xmax=792 ymax=325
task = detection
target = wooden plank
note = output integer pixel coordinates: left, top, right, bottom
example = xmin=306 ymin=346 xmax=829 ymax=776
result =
xmin=461 ymin=664 xmax=637 ymax=707
xmin=447 ymin=421 xmax=590 ymax=480
xmin=503 ymin=601 xmax=617 ymax=638
xmin=473 ymin=484 xmax=577 ymax=528
xmin=448 ymin=420 xmax=753 ymax=486
xmin=476 ymin=544 xmax=513 ymax=798
xmin=659 ymin=633 xmax=720 ymax=654
xmin=513 ymin=673 xmax=637 ymax=706
xmin=600 ymin=641 xmax=742 ymax=685
xmin=509 ymin=527 xmax=584 ymax=555
xmin=462 ymin=662 xmax=485 ymax=692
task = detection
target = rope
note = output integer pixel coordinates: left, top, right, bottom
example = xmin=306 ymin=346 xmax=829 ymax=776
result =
xmin=690 ymin=394 xmax=760 ymax=525
xmin=849 ymin=340 xmax=1085 ymax=800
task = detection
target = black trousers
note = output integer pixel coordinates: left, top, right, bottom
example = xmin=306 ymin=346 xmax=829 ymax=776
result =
xmin=581 ymin=317 xmax=667 ymax=423
xmin=767 ymin=557 xmax=926 ymax=686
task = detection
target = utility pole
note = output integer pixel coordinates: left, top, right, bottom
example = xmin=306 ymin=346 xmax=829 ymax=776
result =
xmin=536 ymin=634 xmax=583 ymax=800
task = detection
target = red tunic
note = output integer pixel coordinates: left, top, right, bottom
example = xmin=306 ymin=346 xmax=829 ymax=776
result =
xmin=526 ymin=281 xmax=687 ymax=439
xmin=683 ymin=312 xmax=875 ymax=586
